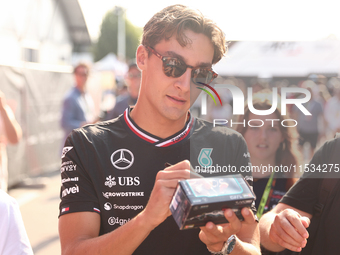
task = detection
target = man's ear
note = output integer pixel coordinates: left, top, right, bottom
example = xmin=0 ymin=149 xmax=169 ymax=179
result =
xmin=136 ymin=45 xmax=148 ymax=71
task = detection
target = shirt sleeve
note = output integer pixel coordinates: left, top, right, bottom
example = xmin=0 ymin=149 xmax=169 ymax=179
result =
xmin=59 ymin=130 xmax=100 ymax=217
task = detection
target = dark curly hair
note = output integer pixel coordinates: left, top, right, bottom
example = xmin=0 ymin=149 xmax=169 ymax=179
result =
xmin=141 ymin=4 xmax=227 ymax=64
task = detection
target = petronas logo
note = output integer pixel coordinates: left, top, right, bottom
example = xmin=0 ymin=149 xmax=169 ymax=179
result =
xmin=198 ymin=148 xmax=213 ymax=167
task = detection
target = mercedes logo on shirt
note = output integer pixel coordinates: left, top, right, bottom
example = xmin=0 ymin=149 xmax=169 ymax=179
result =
xmin=110 ymin=149 xmax=134 ymax=170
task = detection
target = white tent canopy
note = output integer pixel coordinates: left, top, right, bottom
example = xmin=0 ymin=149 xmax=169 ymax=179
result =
xmin=214 ymin=41 xmax=340 ymax=77
xmin=93 ymin=53 xmax=128 ymax=77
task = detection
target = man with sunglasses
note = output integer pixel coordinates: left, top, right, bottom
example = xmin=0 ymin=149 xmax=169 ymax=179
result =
xmin=59 ymin=4 xmax=260 ymax=255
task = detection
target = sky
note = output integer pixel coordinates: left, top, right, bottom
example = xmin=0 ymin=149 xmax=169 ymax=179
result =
xmin=78 ymin=0 xmax=340 ymax=42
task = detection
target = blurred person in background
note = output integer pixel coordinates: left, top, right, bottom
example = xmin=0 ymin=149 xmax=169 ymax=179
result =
xmin=60 ymin=63 xmax=97 ymax=143
xmin=236 ymin=90 xmax=302 ymax=254
xmin=0 ymin=190 xmax=33 ymax=254
xmin=236 ymin=90 xmax=301 ymax=214
xmin=314 ymin=76 xmax=331 ymax=106
xmin=0 ymin=90 xmax=22 ymax=192
xmin=291 ymin=81 xmax=324 ymax=157
xmin=105 ymin=62 xmax=141 ymax=120
xmin=324 ymin=85 xmax=340 ymax=136
xmin=251 ymin=78 xmax=269 ymax=94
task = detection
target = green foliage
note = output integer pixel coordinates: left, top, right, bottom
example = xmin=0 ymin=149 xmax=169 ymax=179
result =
xmin=92 ymin=7 xmax=142 ymax=62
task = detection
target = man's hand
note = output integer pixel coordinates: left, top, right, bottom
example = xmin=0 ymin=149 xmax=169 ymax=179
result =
xmin=268 ymin=209 xmax=310 ymax=252
xmin=141 ymin=160 xmax=191 ymax=229
xmin=199 ymin=207 xmax=257 ymax=252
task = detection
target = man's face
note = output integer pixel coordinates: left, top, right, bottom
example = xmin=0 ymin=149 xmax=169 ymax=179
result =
xmin=139 ymin=30 xmax=214 ymax=121
xmin=74 ymin=66 xmax=89 ymax=90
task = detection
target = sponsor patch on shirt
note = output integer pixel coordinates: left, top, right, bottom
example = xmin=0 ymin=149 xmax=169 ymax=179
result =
xmin=61 ymin=207 xmax=69 ymax=213
xmin=61 ymin=146 xmax=73 ymax=159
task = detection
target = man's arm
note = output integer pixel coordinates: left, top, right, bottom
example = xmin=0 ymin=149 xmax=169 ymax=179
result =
xmin=59 ymin=160 xmax=191 ymax=255
xmin=199 ymin=208 xmax=261 ymax=255
xmin=259 ymin=203 xmax=312 ymax=252
xmin=0 ymin=91 xmax=22 ymax=144
xmin=59 ymin=210 xmax=153 ymax=255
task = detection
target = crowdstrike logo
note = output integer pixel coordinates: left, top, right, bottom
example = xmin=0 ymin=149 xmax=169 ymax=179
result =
xmin=102 ymin=191 xmax=144 ymax=199
xmin=196 ymin=82 xmax=222 ymax=106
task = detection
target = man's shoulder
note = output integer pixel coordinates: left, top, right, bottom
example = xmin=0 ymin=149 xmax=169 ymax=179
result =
xmin=71 ymin=117 xmax=124 ymax=141
xmin=192 ymin=118 xmax=248 ymax=155
xmin=85 ymin=117 xmax=122 ymax=131
xmin=316 ymin=135 xmax=340 ymax=160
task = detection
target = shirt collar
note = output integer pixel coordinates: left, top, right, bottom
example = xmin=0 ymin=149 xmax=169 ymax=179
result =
xmin=121 ymin=107 xmax=194 ymax=147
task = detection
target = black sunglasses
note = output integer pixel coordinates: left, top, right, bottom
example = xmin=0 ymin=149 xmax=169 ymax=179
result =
xmin=145 ymin=45 xmax=218 ymax=85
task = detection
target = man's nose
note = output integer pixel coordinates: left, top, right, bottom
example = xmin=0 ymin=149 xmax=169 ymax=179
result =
xmin=174 ymin=68 xmax=191 ymax=92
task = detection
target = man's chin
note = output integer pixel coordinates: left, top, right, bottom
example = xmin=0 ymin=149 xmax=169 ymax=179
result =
xmin=162 ymin=108 xmax=189 ymax=122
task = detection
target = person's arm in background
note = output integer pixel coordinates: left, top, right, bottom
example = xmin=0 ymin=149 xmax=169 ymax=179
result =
xmin=0 ymin=90 xmax=22 ymax=144
xmin=259 ymin=138 xmax=333 ymax=253
xmin=259 ymin=203 xmax=311 ymax=252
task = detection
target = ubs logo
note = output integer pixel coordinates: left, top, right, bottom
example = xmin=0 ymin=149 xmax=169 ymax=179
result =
xmin=111 ymin=149 xmax=134 ymax=170
xmin=104 ymin=175 xmax=140 ymax=187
